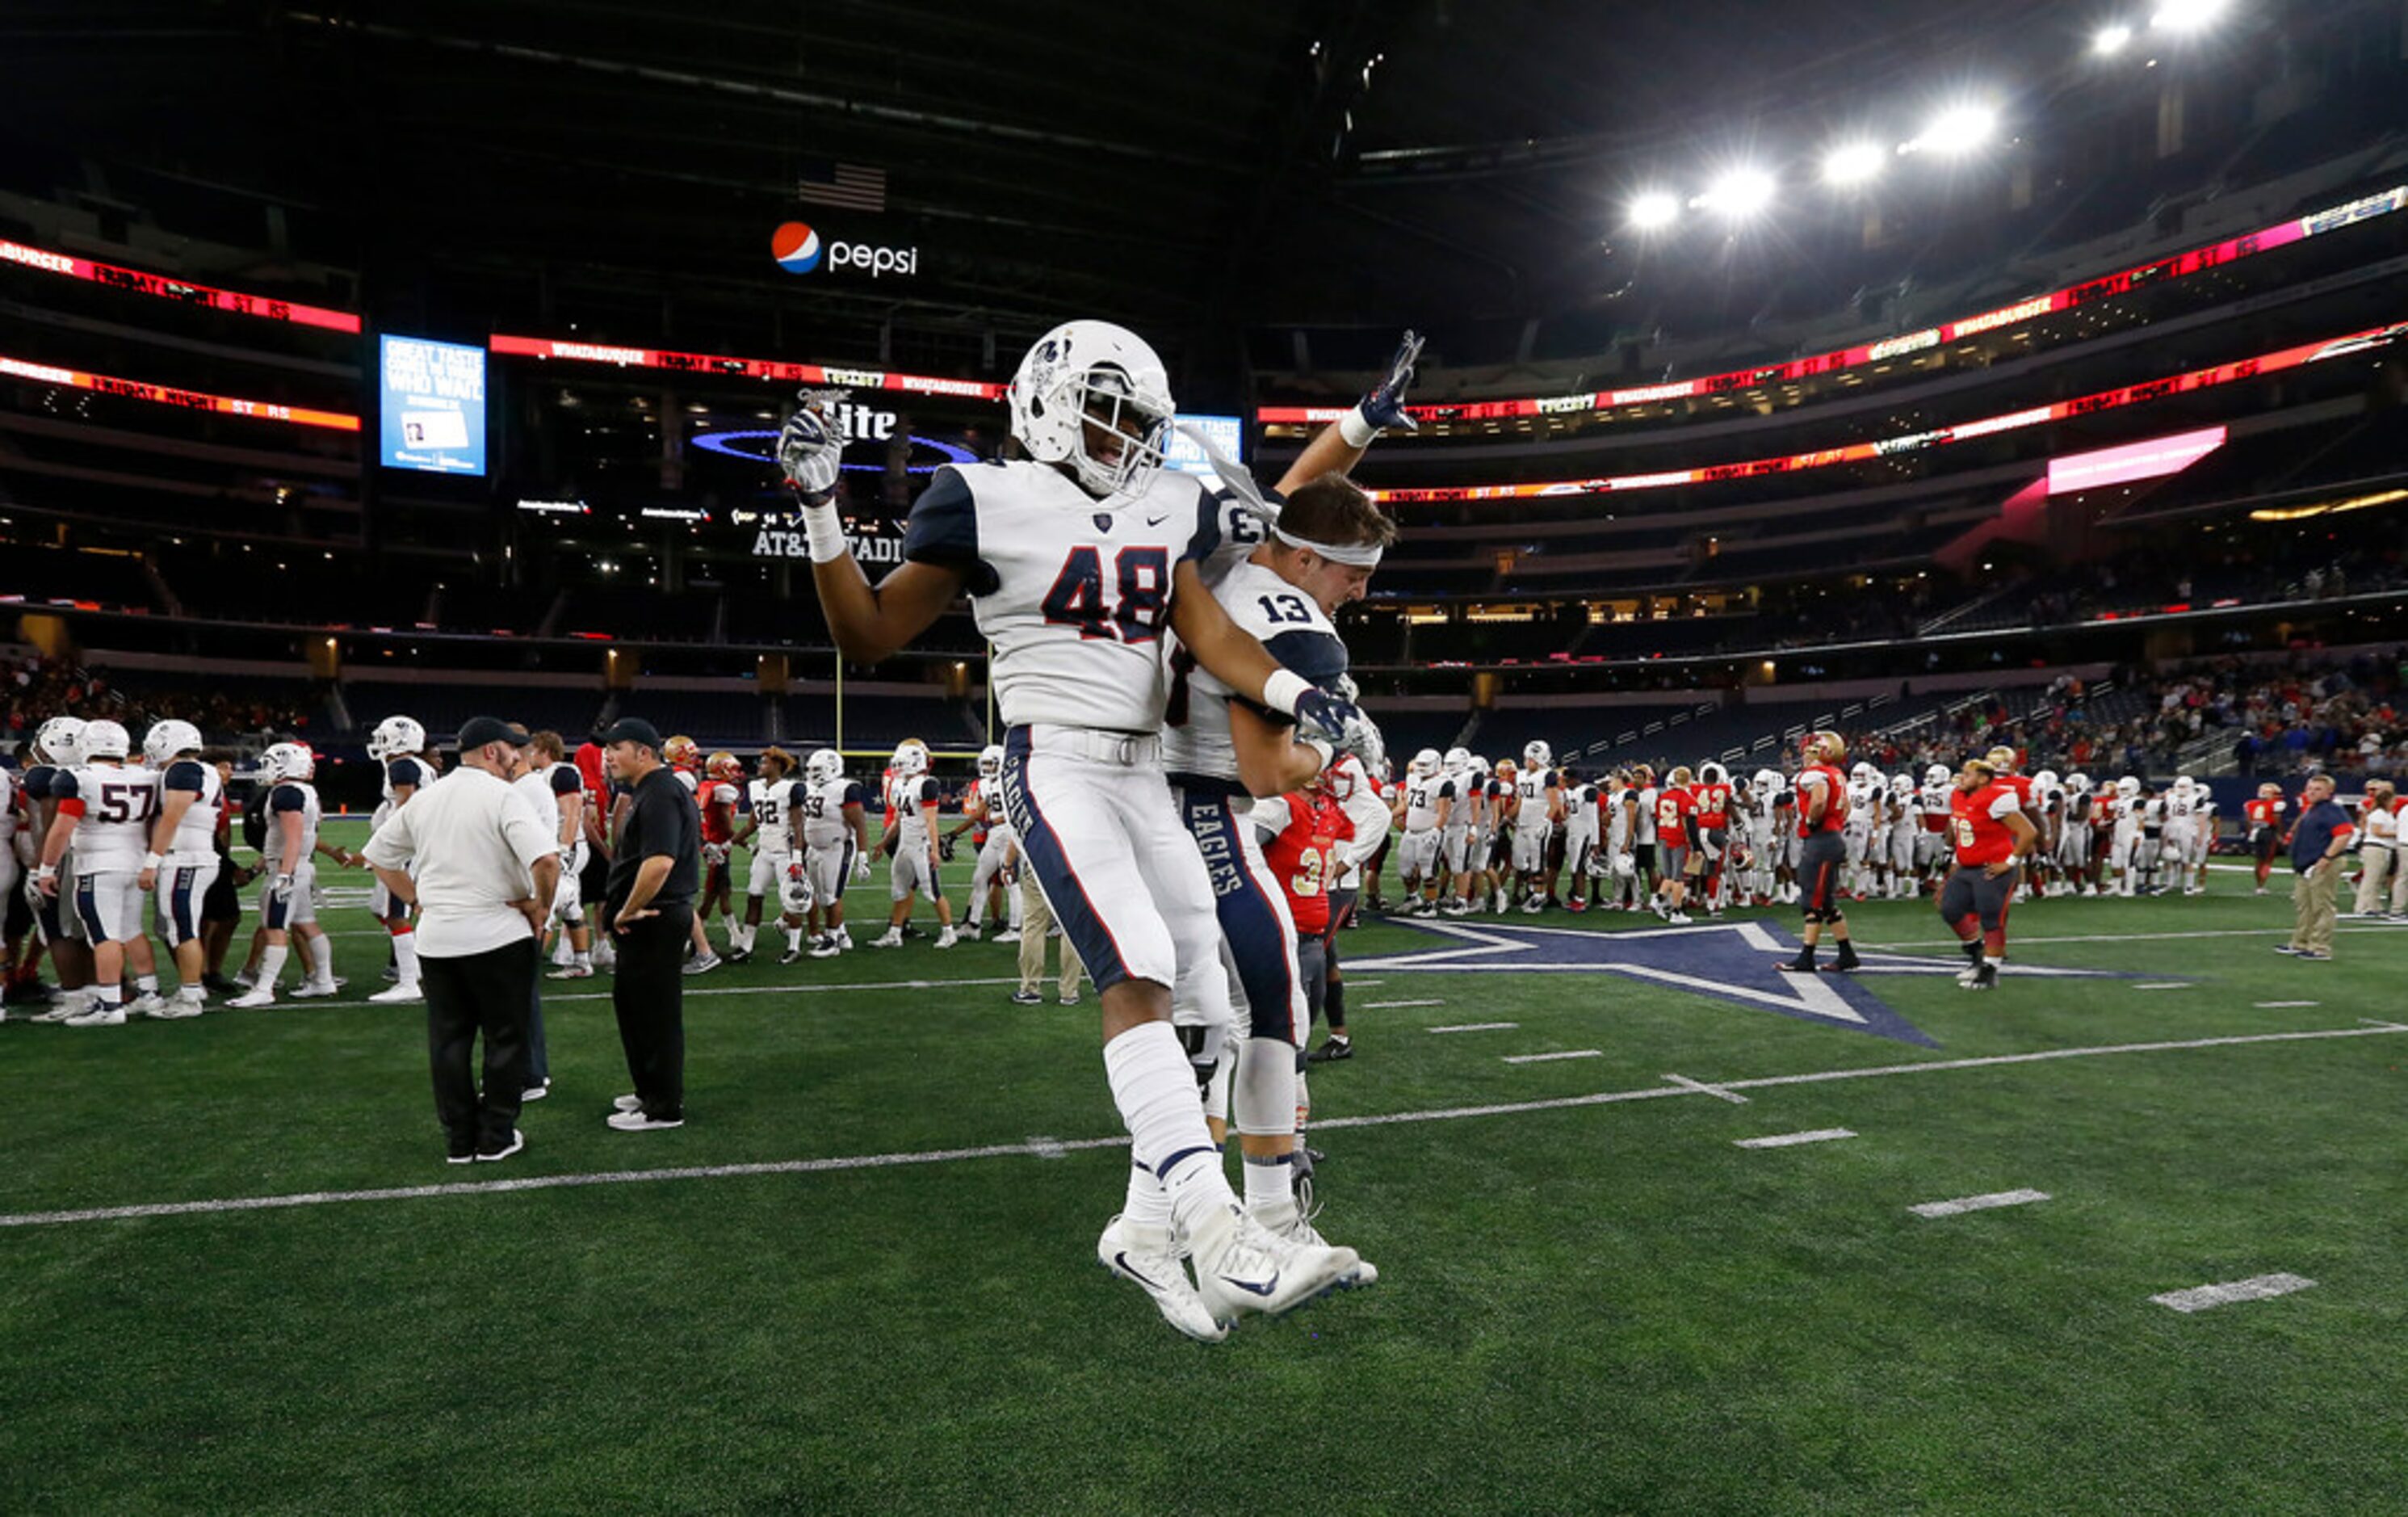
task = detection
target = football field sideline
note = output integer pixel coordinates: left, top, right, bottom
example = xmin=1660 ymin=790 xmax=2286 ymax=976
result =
xmin=7 ymin=1018 xmax=2398 ymax=1231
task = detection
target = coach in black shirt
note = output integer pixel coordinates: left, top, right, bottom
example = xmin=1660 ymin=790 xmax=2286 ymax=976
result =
xmin=600 ymin=717 xmax=700 ymax=1131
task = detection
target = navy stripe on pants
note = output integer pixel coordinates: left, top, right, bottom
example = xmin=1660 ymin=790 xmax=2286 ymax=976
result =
xmin=1000 ymin=728 xmax=1131 ymax=991
xmin=1179 ymin=789 xmax=1298 ymax=1043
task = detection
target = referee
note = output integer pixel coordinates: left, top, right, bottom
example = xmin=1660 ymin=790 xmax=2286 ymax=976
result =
xmin=363 ymin=716 xmax=562 ymax=1165
xmin=599 ymin=717 xmax=699 ymax=1132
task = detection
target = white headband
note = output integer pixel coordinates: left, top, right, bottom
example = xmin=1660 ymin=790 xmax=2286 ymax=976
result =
xmin=1273 ymin=526 xmax=1384 ymax=568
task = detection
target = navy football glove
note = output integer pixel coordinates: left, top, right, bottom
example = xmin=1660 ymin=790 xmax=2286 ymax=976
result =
xmin=777 ymin=388 xmax=848 ymax=502
xmin=1359 ymin=330 xmax=1424 ymax=435
xmin=1294 ymin=687 xmax=1384 ymax=768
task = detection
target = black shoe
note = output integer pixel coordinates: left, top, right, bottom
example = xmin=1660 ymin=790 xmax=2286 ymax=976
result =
xmin=1776 ymin=958 xmax=1818 ymax=974
xmin=202 ymin=973 xmax=243 ymax=996
xmin=1009 ymin=989 xmax=1042 ymax=1006
xmin=1 ymin=979 xmax=52 ymax=1005
xmin=1961 ymin=964 xmax=1999 ymax=992
xmin=1830 ymin=953 xmax=1861 ymax=973
xmin=1307 ymin=1036 xmax=1353 ymax=1063
xmin=474 ymin=1128 xmax=526 ymax=1163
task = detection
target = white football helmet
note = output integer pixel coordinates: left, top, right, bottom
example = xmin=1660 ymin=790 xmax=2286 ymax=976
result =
xmin=261 ymin=742 xmax=315 ymax=783
xmin=1006 ymin=320 xmax=1174 ymax=502
xmin=1524 ymin=740 xmax=1553 ymax=771
xmin=2173 ymin=775 xmax=2196 ymax=793
xmin=1409 ymin=747 xmax=1441 ymax=779
xmin=805 ymin=748 xmax=845 ymax=786
xmin=1851 ymin=762 xmax=1878 ymax=784
xmin=891 ymin=742 xmax=929 ymax=779
xmin=144 ymin=720 xmax=204 ymax=767
xmin=2033 ymin=768 xmax=2061 ymax=795
xmin=976 ymin=745 xmax=1004 ymax=783
xmin=79 ymin=718 xmax=131 ymax=761
xmin=34 ymin=716 xmax=86 ymax=767
xmin=2116 ymin=775 xmax=2142 ymax=798
xmin=369 ymin=714 xmax=426 ymax=763
xmin=1470 ymin=754 xmax=1491 ymax=777
xmin=1891 ymin=772 xmax=1915 ymax=796
xmin=779 ymin=861 xmax=814 ymax=917
xmin=1924 ymin=763 xmax=1951 ymax=788
xmin=1443 ymin=746 xmax=1471 ymax=774
xmin=1751 ymin=768 xmax=1780 ymax=796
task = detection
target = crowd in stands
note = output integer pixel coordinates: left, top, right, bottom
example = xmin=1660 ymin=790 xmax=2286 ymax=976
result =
xmin=1 ymin=654 xmax=317 ymax=747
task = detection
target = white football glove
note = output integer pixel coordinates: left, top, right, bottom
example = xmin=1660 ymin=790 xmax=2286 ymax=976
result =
xmin=776 ymin=388 xmax=849 ymax=501
xmin=703 ymin=843 xmax=730 ymax=866
xmin=852 ymin=851 xmax=873 ymax=881
xmin=272 ymin=872 xmax=296 ymax=900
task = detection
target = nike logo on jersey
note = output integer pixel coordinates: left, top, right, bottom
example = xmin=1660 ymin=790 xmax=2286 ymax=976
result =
xmin=1145 ymin=511 xmax=1171 ymax=526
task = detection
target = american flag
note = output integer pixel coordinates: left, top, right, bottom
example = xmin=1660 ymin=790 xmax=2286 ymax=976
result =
xmin=796 ymin=161 xmax=887 ymax=212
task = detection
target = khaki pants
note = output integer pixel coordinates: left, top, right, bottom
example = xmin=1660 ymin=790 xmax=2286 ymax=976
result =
xmin=1017 ymin=871 xmax=1084 ymax=1002
xmin=2354 ymin=844 xmax=2398 ymax=916
xmin=2290 ymin=863 xmax=2340 ymax=954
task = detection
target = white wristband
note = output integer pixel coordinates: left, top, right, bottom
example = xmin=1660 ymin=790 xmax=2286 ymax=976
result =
xmin=1302 ymin=737 xmax=1335 ymax=774
xmin=1339 ymin=406 xmax=1381 ymax=448
xmin=35 ymin=864 xmax=56 ymax=881
xmin=800 ymin=501 xmax=850 ymax=564
xmin=1262 ymin=668 xmax=1309 ymax=717
xmin=144 ymin=852 xmax=164 ymax=872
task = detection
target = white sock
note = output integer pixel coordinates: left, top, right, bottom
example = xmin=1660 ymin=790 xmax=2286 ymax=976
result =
xmin=95 ymin=982 xmax=124 ymax=1008
xmin=257 ymin=944 xmax=288 ymax=990
xmin=1102 ymin=1021 xmax=1236 ymax=1238
xmin=178 ymin=983 xmax=205 ymax=1004
xmin=308 ymin=939 xmax=334 ymax=986
xmin=553 ymin=936 xmax=574 ymax=965
xmin=786 ymin=926 xmax=803 ymax=953
xmin=1243 ymin=1149 xmax=1294 ymax=1212
xmin=393 ymin=931 xmax=420 ymax=986
xmin=135 ymin=974 xmax=158 ymax=995
xmin=1121 ymin=1158 xmax=1174 ymax=1231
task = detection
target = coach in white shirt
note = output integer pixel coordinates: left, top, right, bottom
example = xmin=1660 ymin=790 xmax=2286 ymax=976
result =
xmin=363 ymin=716 xmax=562 ymax=1166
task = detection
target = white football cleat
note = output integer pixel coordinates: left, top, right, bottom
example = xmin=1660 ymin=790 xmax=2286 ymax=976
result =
xmin=1253 ymin=1189 xmax=1378 ymax=1287
xmin=1097 ymin=1213 xmax=1227 ymax=1343
xmin=992 ymin=929 xmax=1021 ymax=943
xmin=149 ymin=997 xmax=206 ymax=1020
xmin=869 ymin=929 xmax=904 ymax=948
xmin=227 ymin=987 xmax=277 ymax=1009
xmin=546 ymin=964 xmax=594 ymax=980
xmin=681 ymin=954 xmax=722 ymax=977
xmin=63 ymin=1002 xmax=128 ymax=1027
xmin=367 ymin=982 xmax=423 ymax=1003
xmin=808 ymin=936 xmax=842 ymax=959
xmin=124 ymin=993 xmax=171 ymax=1018
xmin=291 ymin=980 xmax=340 ymax=999
xmin=1189 ymin=1204 xmax=1361 ymax=1325
xmin=934 ymin=927 xmax=958 ymax=949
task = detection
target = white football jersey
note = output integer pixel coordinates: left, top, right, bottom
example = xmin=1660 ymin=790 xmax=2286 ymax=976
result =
xmin=2163 ymin=791 xmax=2198 ymax=822
xmin=158 ymin=758 xmax=225 ymax=859
xmin=1516 ymin=767 xmax=1559 ymax=823
xmin=901 ymin=460 xmax=1219 ymax=733
xmin=0 ymin=765 xmax=15 ymax=847
xmin=1161 ymin=557 xmax=1348 ymax=789
xmin=1565 ymin=782 xmax=1600 ymax=834
xmin=61 ymin=763 xmax=159 ymax=872
xmin=967 ymin=779 xmax=1011 ymax=830
xmin=885 ymin=773 xmax=939 ymax=845
xmin=1441 ymin=768 xmax=1476 ymax=833
xmin=748 ymin=777 xmax=799 ymax=854
xmin=1399 ymin=771 xmax=1454 ymax=834
xmin=261 ymin=780 xmax=323 ymax=867
xmin=1634 ymin=786 xmax=1659 ymax=843
xmin=382 ymin=755 xmax=430 ymax=808
xmin=800 ymin=775 xmax=866 ymax=849
xmin=1194 ymin=486 xmax=1275 ymax=587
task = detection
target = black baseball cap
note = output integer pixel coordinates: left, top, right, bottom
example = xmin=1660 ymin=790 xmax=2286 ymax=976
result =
xmin=457 ymin=716 xmax=532 ymax=750
xmin=598 ymin=716 xmax=664 ymax=750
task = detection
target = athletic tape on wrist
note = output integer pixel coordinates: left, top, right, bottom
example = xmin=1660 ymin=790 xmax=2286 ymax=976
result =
xmin=1339 ymin=406 xmax=1380 ymax=448
xmin=1262 ymin=668 xmax=1310 ymax=717
xmin=800 ymin=502 xmax=849 ymax=564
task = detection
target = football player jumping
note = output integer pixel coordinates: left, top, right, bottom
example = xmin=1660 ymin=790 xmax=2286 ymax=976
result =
xmin=782 ymin=320 xmax=1383 ymax=1339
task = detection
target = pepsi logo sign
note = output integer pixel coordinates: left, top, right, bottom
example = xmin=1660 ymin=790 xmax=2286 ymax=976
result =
xmin=771 ymin=221 xmax=918 ymax=279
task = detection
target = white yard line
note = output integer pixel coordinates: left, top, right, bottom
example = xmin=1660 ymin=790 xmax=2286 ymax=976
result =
xmin=1501 ymin=1049 xmax=1605 ymax=1064
xmin=1734 ymin=1128 xmax=1856 ymax=1149
xmin=2133 ymin=983 xmax=2191 ymax=990
xmin=2255 ymin=1001 xmax=2320 ymax=1009
xmin=2150 ymin=1272 xmax=2316 ymax=1312
xmin=1427 ymin=1022 xmax=1519 ymax=1034
xmin=1861 ymin=924 xmax=2400 ymax=952
xmin=6 ymin=1023 xmax=2401 ymax=1230
xmin=1662 ymin=1073 xmax=1748 ymax=1105
xmin=1365 ymin=999 xmax=1445 ymax=1010
xmin=1910 ymin=1188 xmax=2050 ymax=1218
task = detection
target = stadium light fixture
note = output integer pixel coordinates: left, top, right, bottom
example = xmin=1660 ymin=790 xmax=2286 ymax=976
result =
xmin=2093 ymin=22 xmax=2135 ymax=54
xmin=2151 ymin=0 xmax=2229 ymax=32
xmin=1628 ymin=190 xmax=1681 ymax=230
xmin=1697 ymin=167 xmax=1777 ymax=221
xmin=1822 ymin=141 xmax=1886 ymax=187
xmin=1902 ymin=103 xmax=1999 ymax=158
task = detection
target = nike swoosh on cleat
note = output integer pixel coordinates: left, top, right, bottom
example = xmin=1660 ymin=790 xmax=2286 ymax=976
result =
xmin=1113 ymin=1252 xmax=1164 ymax=1291
xmin=1219 ymin=1272 xmax=1279 ymax=1297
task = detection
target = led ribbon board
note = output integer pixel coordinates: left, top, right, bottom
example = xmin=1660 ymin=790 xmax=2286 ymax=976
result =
xmin=1261 ymin=183 xmax=2408 ymax=426
xmin=488 ymin=334 xmax=1005 ymax=401
xmin=0 ymin=352 xmax=359 ymax=431
xmin=0 ymin=240 xmax=362 ymax=333
xmin=1364 ymin=319 xmax=2407 ymax=504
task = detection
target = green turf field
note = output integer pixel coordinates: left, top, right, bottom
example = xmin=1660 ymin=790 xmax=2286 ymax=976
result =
xmin=6 ymin=822 xmax=2406 ymax=1514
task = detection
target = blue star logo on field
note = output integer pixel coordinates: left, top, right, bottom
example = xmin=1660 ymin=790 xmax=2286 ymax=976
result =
xmin=773 ymin=221 xmax=823 ymax=274
xmin=1349 ymin=918 xmax=2179 ymax=1048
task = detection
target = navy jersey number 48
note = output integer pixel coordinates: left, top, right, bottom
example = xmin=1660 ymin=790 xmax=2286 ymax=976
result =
xmin=1042 ymin=545 xmax=1171 ymax=643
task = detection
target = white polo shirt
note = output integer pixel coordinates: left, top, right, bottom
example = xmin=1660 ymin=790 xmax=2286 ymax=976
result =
xmin=361 ymin=766 xmax=560 ymax=958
